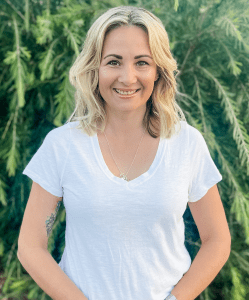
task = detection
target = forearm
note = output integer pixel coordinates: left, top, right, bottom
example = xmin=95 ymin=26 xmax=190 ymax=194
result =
xmin=171 ymin=238 xmax=231 ymax=300
xmin=17 ymin=247 xmax=88 ymax=300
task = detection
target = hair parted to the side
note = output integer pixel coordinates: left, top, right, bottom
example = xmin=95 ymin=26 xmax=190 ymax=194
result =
xmin=66 ymin=5 xmax=186 ymax=139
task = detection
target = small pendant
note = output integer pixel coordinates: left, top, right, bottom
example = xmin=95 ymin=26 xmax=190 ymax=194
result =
xmin=120 ymin=173 xmax=128 ymax=181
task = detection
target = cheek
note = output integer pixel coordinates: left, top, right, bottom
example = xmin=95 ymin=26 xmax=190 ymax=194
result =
xmin=143 ymin=78 xmax=156 ymax=89
xmin=142 ymin=71 xmax=157 ymax=85
xmin=99 ymin=69 xmax=115 ymax=87
xmin=144 ymin=69 xmax=155 ymax=78
xmin=100 ymin=69 xmax=108 ymax=78
xmin=98 ymin=69 xmax=109 ymax=85
xmin=99 ymin=66 xmax=115 ymax=78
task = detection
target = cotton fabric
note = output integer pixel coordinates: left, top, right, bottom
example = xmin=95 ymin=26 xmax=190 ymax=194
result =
xmin=22 ymin=120 xmax=222 ymax=300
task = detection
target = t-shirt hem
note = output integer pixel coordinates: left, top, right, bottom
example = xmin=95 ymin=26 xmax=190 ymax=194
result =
xmin=23 ymin=169 xmax=63 ymax=197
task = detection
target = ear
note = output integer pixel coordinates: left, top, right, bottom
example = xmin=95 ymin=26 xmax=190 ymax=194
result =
xmin=155 ymin=73 xmax=159 ymax=81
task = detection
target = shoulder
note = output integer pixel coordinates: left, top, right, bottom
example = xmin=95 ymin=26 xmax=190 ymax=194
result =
xmin=171 ymin=121 xmax=201 ymax=141
xmin=46 ymin=121 xmax=78 ymax=140
xmin=178 ymin=121 xmax=201 ymax=136
xmin=43 ymin=122 xmax=79 ymax=149
xmin=177 ymin=121 xmax=204 ymax=143
xmin=169 ymin=121 xmax=206 ymax=156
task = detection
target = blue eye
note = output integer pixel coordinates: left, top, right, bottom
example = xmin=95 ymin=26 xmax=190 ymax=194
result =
xmin=107 ymin=60 xmax=148 ymax=66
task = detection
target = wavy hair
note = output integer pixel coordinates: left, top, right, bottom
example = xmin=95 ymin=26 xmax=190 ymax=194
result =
xmin=66 ymin=5 xmax=186 ymax=139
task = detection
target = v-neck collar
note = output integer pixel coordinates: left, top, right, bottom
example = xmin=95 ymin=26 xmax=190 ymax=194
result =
xmin=91 ymin=132 xmax=166 ymax=188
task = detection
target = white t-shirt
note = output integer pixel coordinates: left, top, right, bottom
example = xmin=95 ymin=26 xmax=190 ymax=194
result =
xmin=23 ymin=120 xmax=222 ymax=300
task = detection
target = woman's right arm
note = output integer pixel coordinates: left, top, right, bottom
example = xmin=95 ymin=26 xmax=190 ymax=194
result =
xmin=17 ymin=182 xmax=88 ymax=300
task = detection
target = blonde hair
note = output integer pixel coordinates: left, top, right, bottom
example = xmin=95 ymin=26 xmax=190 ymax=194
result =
xmin=66 ymin=5 xmax=186 ymax=139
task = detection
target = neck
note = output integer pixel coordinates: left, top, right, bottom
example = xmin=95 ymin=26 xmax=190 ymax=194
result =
xmin=103 ymin=105 xmax=146 ymax=141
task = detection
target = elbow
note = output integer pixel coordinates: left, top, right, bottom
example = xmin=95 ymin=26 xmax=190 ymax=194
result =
xmin=223 ymin=232 xmax=232 ymax=258
xmin=17 ymin=250 xmax=23 ymax=265
xmin=223 ymin=239 xmax=231 ymax=261
xmin=227 ymin=237 xmax=232 ymax=258
xmin=17 ymin=247 xmax=24 ymax=262
xmin=202 ymin=235 xmax=231 ymax=259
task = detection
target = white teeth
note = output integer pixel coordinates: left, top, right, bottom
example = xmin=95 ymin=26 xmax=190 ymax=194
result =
xmin=115 ymin=89 xmax=137 ymax=95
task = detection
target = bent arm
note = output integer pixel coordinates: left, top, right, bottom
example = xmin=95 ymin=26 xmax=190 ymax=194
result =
xmin=171 ymin=184 xmax=231 ymax=300
xmin=17 ymin=247 xmax=88 ymax=300
xmin=17 ymin=182 xmax=88 ymax=300
xmin=170 ymin=237 xmax=230 ymax=300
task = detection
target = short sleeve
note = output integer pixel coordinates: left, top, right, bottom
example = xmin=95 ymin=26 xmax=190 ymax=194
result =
xmin=22 ymin=125 xmax=71 ymax=197
xmin=188 ymin=128 xmax=222 ymax=202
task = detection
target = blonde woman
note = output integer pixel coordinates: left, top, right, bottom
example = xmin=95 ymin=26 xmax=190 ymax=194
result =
xmin=17 ymin=6 xmax=231 ymax=300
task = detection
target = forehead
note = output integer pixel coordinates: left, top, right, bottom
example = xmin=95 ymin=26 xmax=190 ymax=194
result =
xmin=102 ymin=26 xmax=151 ymax=54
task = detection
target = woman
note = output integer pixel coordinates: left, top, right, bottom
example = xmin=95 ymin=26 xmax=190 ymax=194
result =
xmin=18 ymin=6 xmax=231 ymax=300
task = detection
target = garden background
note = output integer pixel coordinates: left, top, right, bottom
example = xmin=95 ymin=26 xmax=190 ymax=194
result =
xmin=0 ymin=0 xmax=249 ymax=299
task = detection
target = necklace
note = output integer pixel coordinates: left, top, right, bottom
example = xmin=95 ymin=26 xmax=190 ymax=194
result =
xmin=103 ymin=128 xmax=146 ymax=181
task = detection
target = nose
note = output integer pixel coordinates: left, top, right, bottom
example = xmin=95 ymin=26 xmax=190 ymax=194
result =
xmin=117 ymin=64 xmax=137 ymax=86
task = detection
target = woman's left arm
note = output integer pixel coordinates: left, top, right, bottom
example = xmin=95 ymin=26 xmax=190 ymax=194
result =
xmin=171 ymin=184 xmax=231 ymax=300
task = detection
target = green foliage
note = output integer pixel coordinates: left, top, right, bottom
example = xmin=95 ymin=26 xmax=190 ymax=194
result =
xmin=0 ymin=0 xmax=249 ymax=299
xmin=231 ymin=266 xmax=247 ymax=300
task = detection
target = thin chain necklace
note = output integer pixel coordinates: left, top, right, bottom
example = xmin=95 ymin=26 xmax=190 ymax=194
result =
xmin=103 ymin=127 xmax=146 ymax=181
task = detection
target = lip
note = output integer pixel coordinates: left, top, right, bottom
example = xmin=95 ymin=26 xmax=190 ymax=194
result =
xmin=113 ymin=88 xmax=140 ymax=98
xmin=114 ymin=88 xmax=140 ymax=91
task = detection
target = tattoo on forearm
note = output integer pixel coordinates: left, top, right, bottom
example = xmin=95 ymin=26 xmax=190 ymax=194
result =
xmin=45 ymin=201 xmax=62 ymax=237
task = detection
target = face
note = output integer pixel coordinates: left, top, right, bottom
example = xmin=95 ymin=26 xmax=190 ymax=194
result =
xmin=98 ymin=26 xmax=158 ymax=116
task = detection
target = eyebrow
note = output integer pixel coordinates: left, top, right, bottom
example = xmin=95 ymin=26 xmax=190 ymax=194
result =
xmin=103 ymin=54 xmax=153 ymax=60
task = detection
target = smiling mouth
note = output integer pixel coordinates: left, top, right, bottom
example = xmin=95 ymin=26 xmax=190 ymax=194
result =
xmin=113 ymin=88 xmax=140 ymax=95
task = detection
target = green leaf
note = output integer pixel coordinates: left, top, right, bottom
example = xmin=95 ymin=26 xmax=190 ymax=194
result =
xmin=39 ymin=38 xmax=59 ymax=81
xmin=53 ymin=73 xmax=75 ymax=126
xmin=0 ymin=240 xmax=4 ymax=256
xmin=9 ymin=280 xmax=27 ymax=290
xmin=231 ymin=267 xmax=247 ymax=300
xmin=3 ymin=51 xmax=17 ymax=65
xmin=0 ymin=176 xmax=8 ymax=207
xmin=63 ymin=25 xmax=80 ymax=56
xmin=174 ymin=0 xmax=179 ymax=12
xmin=34 ymin=15 xmax=54 ymax=44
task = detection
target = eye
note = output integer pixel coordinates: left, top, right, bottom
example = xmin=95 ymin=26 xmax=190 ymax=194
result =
xmin=137 ymin=61 xmax=149 ymax=66
xmin=107 ymin=60 xmax=149 ymax=66
xmin=107 ymin=60 xmax=119 ymax=66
